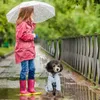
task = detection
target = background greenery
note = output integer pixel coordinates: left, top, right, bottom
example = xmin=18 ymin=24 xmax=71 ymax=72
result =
xmin=37 ymin=0 xmax=100 ymax=40
xmin=0 ymin=0 xmax=21 ymax=47
xmin=0 ymin=0 xmax=100 ymax=44
xmin=0 ymin=47 xmax=14 ymax=57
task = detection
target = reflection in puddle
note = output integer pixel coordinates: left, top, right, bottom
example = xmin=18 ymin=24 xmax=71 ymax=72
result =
xmin=20 ymin=95 xmax=42 ymax=100
xmin=20 ymin=96 xmax=35 ymax=100
xmin=0 ymin=78 xmax=100 ymax=100
xmin=61 ymin=77 xmax=100 ymax=100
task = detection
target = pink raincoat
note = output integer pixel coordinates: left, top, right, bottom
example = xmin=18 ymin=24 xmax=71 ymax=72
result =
xmin=15 ymin=21 xmax=36 ymax=64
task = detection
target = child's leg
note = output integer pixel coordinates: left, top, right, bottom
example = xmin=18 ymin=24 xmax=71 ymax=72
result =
xmin=20 ymin=60 xmax=28 ymax=80
xmin=28 ymin=59 xmax=35 ymax=79
xmin=28 ymin=59 xmax=35 ymax=93
xmin=20 ymin=60 xmax=29 ymax=95
xmin=54 ymin=74 xmax=61 ymax=91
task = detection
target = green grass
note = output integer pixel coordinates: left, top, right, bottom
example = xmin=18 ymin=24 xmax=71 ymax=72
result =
xmin=0 ymin=47 xmax=14 ymax=57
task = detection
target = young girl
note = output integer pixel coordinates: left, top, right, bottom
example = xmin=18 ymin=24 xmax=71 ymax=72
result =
xmin=15 ymin=6 xmax=36 ymax=95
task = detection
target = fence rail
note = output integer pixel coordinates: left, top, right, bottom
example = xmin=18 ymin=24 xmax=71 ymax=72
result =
xmin=40 ymin=35 xmax=100 ymax=85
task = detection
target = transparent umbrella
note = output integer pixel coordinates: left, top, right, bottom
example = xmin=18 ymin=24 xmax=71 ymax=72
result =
xmin=6 ymin=1 xmax=55 ymax=23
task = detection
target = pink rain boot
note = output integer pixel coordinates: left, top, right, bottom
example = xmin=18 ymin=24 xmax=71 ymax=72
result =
xmin=20 ymin=80 xmax=30 ymax=95
xmin=28 ymin=79 xmax=36 ymax=93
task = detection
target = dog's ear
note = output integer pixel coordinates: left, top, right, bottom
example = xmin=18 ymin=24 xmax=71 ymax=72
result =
xmin=59 ymin=63 xmax=63 ymax=72
xmin=45 ymin=61 xmax=53 ymax=72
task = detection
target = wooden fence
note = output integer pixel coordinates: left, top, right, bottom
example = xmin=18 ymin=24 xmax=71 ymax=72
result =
xmin=40 ymin=35 xmax=100 ymax=85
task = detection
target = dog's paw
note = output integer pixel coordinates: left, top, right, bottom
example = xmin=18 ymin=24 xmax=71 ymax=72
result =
xmin=42 ymin=91 xmax=53 ymax=97
xmin=55 ymin=90 xmax=63 ymax=98
xmin=47 ymin=91 xmax=54 ymax=97
xmin=41 ymin=91 xmax=54 ymax=100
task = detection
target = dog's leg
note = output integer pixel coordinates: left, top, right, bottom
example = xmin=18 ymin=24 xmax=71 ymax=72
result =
xmin=54 ymin=74 xmax=61 ymax=91
xmin=54 ymin=74 xmax=63 ymax=98
xmin=52 ymin=82 xmax=56 ymax=95
xmin=43 ymin=75 xmax=54 ymax=97
xmin=47 ymin=75 xmax=54 ymax=91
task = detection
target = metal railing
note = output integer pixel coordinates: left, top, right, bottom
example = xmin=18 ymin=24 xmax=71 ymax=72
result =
xmin=40 ymin=34 xmax=100 ymax=85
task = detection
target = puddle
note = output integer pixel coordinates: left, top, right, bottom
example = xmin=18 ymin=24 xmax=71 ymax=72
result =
xmin=0 ymin=88 xmax=43 ymax=100
xmin=61 ymin=77 xmax=100 ymax=100
xmin=0 ymin=88 xmax=19 ymax=99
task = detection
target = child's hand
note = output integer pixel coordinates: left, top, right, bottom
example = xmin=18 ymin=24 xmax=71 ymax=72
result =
xmin=33 ymin=33 xmax=36 ymax=38
xmin=33 ymin=33 xmax=38 ymax=38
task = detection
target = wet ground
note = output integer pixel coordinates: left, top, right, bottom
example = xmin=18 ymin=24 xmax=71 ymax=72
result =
xmin=0 ymin=44 xmax=100 ymax=100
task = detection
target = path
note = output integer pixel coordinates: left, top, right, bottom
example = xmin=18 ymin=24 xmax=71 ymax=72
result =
xmin=0 ymin=44 xmax=100 ymax=100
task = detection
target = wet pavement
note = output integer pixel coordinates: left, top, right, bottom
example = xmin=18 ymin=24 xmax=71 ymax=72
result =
xmin=0 ymin=44 xmax=100 ymax=100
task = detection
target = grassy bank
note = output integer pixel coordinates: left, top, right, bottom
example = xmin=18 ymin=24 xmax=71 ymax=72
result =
xmin=0 ymin=47 xmax=14 ymax=57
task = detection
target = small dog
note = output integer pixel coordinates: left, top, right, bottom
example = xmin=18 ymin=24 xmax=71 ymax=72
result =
xmin=44 ymin=60 xmax=63 ymax=98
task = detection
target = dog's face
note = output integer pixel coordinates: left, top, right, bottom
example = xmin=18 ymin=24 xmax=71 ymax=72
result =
xmin=46 ymin=60 xmax=63 ymax=74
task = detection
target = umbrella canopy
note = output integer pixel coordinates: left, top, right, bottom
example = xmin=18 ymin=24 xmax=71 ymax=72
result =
xmin=6 ymin=1 xmax=55 ymax=23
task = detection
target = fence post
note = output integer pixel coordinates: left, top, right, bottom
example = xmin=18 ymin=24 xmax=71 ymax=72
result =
xmin=93 ymin=36 xmax=98 ymax=82
xmin=98 ymin=37 xmax=100 ymax=84
xmin=51 ymin=41 xmax=55 ymax=56
xmin=82 ymin=37 xmax=85 ymax=75
xmin=61 ymin=39 xmax=64 ymax=60
xmin=88 ymin=36 xmax=93 ymax=79
xmin=84 ymin=37 xmax=89 ymax=77
xmin=55 ymin=40 xmax=60 ymax=60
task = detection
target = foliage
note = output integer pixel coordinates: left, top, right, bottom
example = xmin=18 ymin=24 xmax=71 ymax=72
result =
xmin=0 ymin=0 xmax=100 ymax=42
xmin=0 ymin=46 xmax=14 ymax=57
xmin=36 ymin=0 xmax=100 ymax=40
xmin=0 ymin=0 xmax=22 ymax=46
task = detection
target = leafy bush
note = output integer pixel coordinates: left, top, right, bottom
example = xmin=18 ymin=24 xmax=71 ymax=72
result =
xmin=0 ymin=0 xmax=22 ymax=46
xmin=0 ymin=47 xmax=14 ymax=57
xmin=36 ymin=0 xmax=100 ymax=40
xmin=1 ymin=0 xmax=100 ymax=42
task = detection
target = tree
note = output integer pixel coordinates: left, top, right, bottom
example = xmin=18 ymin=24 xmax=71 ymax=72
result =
xmin=3 ymin=0 xmax=8 ymax=4
xmin=36 ymin=0 xmax=100 ymax=39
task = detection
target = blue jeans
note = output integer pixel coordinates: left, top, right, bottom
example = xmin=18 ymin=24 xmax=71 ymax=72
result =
xmin=20 ymin=59 xmax=35 ymax=80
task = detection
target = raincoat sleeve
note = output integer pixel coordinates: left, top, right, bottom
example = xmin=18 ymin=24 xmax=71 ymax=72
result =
xmin=32 ymin=23 xmax=36 ymax=30
xmin=17 ymin=22 xmax=34 ymax=42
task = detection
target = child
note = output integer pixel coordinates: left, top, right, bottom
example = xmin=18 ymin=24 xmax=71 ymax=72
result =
xmin=15 ymin=6 xmax=37 ymax=95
